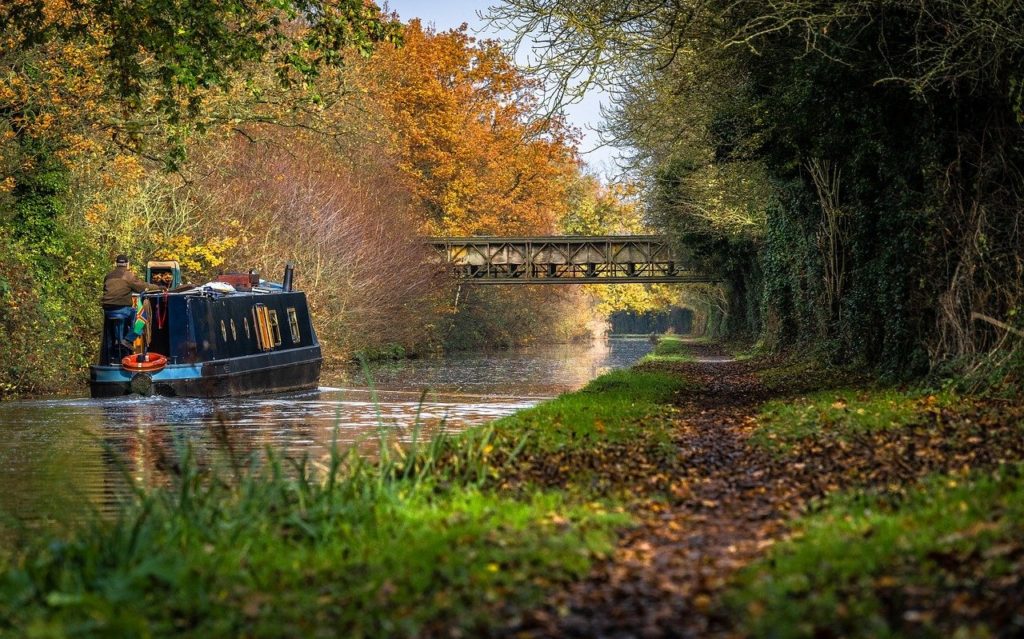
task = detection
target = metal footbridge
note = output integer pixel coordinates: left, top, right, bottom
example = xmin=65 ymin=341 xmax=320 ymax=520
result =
xmin=428 ymin=236 xmax=714 ymax=285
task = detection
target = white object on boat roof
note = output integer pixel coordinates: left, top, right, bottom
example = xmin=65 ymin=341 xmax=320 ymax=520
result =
xmin=202 ymin=281 xmax=236 ymax=294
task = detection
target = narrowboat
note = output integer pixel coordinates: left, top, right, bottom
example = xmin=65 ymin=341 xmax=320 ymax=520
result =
xmin=90 ymin=261 xmax=322 ymax=398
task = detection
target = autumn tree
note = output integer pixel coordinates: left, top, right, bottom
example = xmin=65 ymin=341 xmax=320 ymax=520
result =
xmin=351 ymin=20 xmax=579 ymax=236
xmin=2 ymin=0 xmax=401 ymax=158
xmin=0 ymin=0 xmax=401 ymax=394
xmin=558 ymin=174 xmax=680 ymax=315
xmin=176 ymin=127 xmax=443 ymax=360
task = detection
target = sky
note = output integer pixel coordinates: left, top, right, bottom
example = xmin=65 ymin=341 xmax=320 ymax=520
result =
xmin=382 ymin=0 xmax=622 ymax=178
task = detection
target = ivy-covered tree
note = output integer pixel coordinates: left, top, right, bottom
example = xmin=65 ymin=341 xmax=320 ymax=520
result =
xmin=492 ymin=0 xmax=1024 ymax=376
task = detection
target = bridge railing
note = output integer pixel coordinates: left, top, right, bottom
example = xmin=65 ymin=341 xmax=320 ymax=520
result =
xmin=427 ymin=236 xmax=714 ymax=284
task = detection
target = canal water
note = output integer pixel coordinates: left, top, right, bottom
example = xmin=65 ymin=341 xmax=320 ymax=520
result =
xmin=0 ymin=337 xmax=653 ymax=523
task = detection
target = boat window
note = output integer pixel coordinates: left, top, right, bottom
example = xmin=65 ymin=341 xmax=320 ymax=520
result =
xmin=243 ymin=317 xmax=251 ymax=340
xmin=252 ymin=308 xmax=261 ymax=349
xmin=268 ymin=309 xmax=283 ymax=347
xmin=287 ymin=307 xmax=300 ymax=343
xmin=253 ymin=305 xmax=273 ymax=351
xmin=230 ymin=319 xmax=237 ymax=341
xmin=220 ymin=320 xmax=228 ymax=342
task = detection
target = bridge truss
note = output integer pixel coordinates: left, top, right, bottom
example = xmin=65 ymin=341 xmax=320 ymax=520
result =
xmin=428 ymin=236 xmax=714 ymax=285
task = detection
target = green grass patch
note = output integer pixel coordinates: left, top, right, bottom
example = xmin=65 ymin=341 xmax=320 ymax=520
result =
xmin=752 ymin=388 xmax=962 ymax=452
xmin=755 ymin=356 xmax=867 ymax=395
xmin=726 ymin=464 xmax=1024 ymax=638
xmin=643 ymin=354 xmax=696 ymax=364
xmin=0 ymin=446 xmax=626 ymax=638
xmin=724 ymin=338 xmax=763 ymax=362
xmin=653 ymin=336 xmax=689 ymax=355
xmin=642 ymin=335 xmax=695 ymax=363
xmin=493 ymin=368 xmax=689 ymax=454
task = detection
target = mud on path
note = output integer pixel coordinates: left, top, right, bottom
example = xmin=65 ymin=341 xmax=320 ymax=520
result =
xmin=506 ymin=339 xmax=1024 ymax=638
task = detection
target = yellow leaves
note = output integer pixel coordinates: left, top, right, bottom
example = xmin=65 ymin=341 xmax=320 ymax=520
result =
xmin=55 ymin=136 xmax=102 ymax=164
xmin=111 ymin=155 xmax=144 ymax=183
xmin=157 ymin=232 xmax=240 ymax=273
xmin=875 ymin=575 xmax=900 ymax=588
xmin=693 ymin=593 xmax=712 ymax=612
xmin=562 ymin=174 xmax=646 ymax=236
xmin=83 ymin=202 xmax=107 ymax=225
xmin=0 ymin=77 xmax=27 ymax=105
xmin=590 ymin=283 xmax=682 ymax=316
xmin=93 ymin=153 xmax=148 ymax=193
xmin=3 ymin=24 xmax=113 ymax=171
xmin=31 ymin=112 xmax=56 ymax=133
xmin=0 ymin=177 xmax=14 ymax=194
xmin=40 ymin=0 xmax=76 ymax=29
xmin=94 ymin=154 xmax=147 ymax=194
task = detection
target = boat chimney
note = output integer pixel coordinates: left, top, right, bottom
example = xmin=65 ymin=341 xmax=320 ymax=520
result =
xmin=282 ymin=262 xmax=294 ymax=292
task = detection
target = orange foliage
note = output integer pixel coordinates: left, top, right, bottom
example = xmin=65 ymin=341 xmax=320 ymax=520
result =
xmin=1 ymin=0 xmax=400 ymax=184
xmin=1 ymin=2 xmax=113 ymax=176
xmin=353 ymin=21 xmax=580 ymax=236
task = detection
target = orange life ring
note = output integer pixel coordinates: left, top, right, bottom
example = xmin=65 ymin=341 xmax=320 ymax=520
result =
xmin=121 ymin=352 xmax=168 ymax=373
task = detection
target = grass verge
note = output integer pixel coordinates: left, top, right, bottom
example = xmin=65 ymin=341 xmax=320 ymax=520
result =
xmin=726 ymin=464 xmax=1024 ymax=638
xmin=752 ymin=388 xmax=964 ymax=452
xmin=643 ymin=335 xmax=696 ymax=363
xmin=483 ymin=368 xmax=692 ymax=499
xmin=0 ymin=365 xmax=689 ymax=638
xmin=0 ymin=446 xmax=626 ymax=637
xmin=493 ymin=368 xmax=687 ymax=452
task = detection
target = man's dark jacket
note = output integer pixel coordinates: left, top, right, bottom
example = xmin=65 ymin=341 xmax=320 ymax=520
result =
xmin=101 ymin=266 xmax=151 ymax=309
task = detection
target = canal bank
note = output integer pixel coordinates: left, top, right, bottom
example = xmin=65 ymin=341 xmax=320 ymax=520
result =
xmin=2 ymin=337 xmax=1023 ymax=637
xmin=0 ymin=338 xmax=654 ymax=523
xmin=0 ymin=341 xmax=677 ymax=636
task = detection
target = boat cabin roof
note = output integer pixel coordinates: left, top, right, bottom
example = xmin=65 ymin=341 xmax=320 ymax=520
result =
xmin=144 ymin=282 xmax=293 ymax=299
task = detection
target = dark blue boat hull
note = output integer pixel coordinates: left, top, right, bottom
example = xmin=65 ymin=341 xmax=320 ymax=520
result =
xmin=90 ymin=346 xmax=322 ymax=398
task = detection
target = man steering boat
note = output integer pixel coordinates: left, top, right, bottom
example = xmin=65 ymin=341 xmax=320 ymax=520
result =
xmin=101 ymin=254 xmax=159 ymax=360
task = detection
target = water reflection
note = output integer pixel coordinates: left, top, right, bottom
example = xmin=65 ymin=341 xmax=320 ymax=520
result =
xmin=0 ymin=338 xmax=652 ymax=522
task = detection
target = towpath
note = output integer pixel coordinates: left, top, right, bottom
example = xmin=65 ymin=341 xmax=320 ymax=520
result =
xmin=506 ymin=339 xmax=1024 ymax=638
xmin=509 ymin=340 xmax=790 ymax=637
